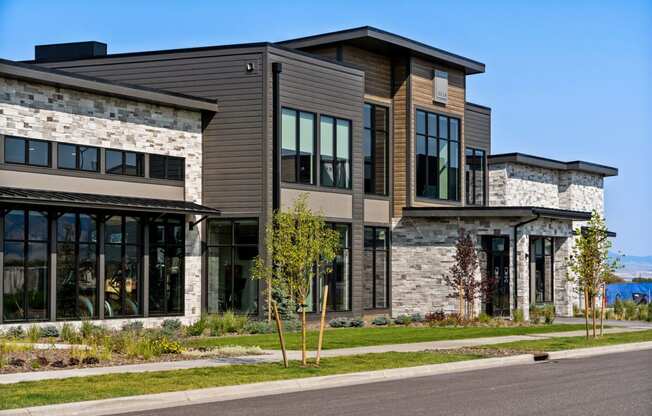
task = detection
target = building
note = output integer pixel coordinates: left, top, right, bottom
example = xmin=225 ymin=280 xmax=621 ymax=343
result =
xmin=0 ymin=27 xmax=617 ymax=327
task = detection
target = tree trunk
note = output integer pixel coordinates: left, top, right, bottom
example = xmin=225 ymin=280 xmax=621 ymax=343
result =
xmin=583 ymin=287 xmax=589 ymax=339
xmin=592 ymin=293 xmax=597 ymax=338
xmin=459 ymin=288 xmax=465 ymax=319
xmin=301 ymin=295 xmax=307 ymax=366
xmin=600 ymin=284 xmax=605 ymax=337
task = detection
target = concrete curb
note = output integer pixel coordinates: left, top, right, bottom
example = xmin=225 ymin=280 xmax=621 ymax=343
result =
xmin=546 ymin=341 xmax=652 ymax=360
xmin=0 ymin=354 xmax=535 ymax=416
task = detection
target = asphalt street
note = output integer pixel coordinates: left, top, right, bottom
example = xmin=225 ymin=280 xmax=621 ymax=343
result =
xmin=120 ymin=349 xmax=652 ymax=416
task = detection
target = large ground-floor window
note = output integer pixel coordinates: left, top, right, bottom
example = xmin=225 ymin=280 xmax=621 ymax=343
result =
xmin=363 ymin=226 xmax=389 ymax=309
xmin=104 ymin=216 xmax=142 ymax=317
xmin=3 ymin=210 xmax=49 ymax=322
xmin=530 ymin=237 xmax=554 ymax=304
xmin=207 ymin=219 xmax=259 ymax=314
xmin=149 ymin=216 xmax=184 ymax=316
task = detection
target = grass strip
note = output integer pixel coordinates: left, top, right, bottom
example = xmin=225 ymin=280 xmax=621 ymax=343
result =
xmin=0 ymin=351 xmax=479 ymax=410
xmin=184 ymin=324 xmax=589 ymax=350
xmin=480 ymin=329 xmax=652 ymax=352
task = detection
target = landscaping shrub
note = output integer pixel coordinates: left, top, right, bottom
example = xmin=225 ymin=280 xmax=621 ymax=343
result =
xmin=393 ymin=314 xmax=413 ymax=326
xmin=244 ymin=320 xmax=275 ymax=334
xmin=371 ymin=316 xmax=390 ymax=326
xmin=411 ymin=313 xmax=424 ymax=323
xmin=328 ymin=317 xmax=364 ymax=328
xmin=623 ymin=301 xmax=638 ymax=320
xmin=573 ymin=304 xmax=582 ymax=318
xmin=648 ymin=302 xmax=652 ymax=322
xmin=512 ymin=309 xmax=524 ymax=323
xmin=477 ymin=312 xmax=492 ymax=324
xmin=40 ymin=325 xmax=60 ymax=339
xmin=543 ymin=305 xmax=556 ymax=324
xmin=152 ymin=337 xmax=183 ymax=354
xmin=529 ymin=306 xmax=542 ymax=324
xmin=121 ymin=321 xmax=144 ymax=333
xmin=80 ymin=321 xmax=105 ymax=339
xmin=282 ymin=318 xmax=302 ymax=332
xmin=638 ymin=305 xmax=648 ymax=322
xmin=424 ymin=310 xmax=446 ymax=324
xmin=605 ymin=309 xmax=615 ymax=320
xmin=60 ymin=323 xmax=79 ymax=344
xmin=185 ymin=317 xmax=208 ymax=337
xmin=26 ymin=325 xmax=41 ymax=343
xmin=613 ymin=298 xmax=624 ymax=319
xmin=206 ymin=312 xmax=249 ymax=336
xmin=161 ymin=319 xmax=183 ymax=336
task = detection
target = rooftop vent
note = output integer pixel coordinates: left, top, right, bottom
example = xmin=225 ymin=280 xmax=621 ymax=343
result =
xmin=35 ymin=41 xmax=107 ymax=63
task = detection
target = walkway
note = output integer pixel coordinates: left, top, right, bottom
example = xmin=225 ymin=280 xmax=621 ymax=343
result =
xmin=0 ymin=326 xmax=642 ymax=385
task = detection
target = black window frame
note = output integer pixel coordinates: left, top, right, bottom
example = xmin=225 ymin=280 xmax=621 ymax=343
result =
xmin=149 ymin=154 xmax=184 ymax=181
xmin=4 ymin=136 xmax=51 ymax=167
xmin=148 ymin=215 xmax=185 ymax=317
xmin=363 ymin=226 xmax=390 ymax=310
xmin=530 ymin=236 xmax=554 ymax=305
xmin=319 ymin=114 xmax=352 ymax=189
xmin=364 ymin=103 xmax=389 ymax=196
xmin=281 ymin=107 xmax=316 ymax=185
xmin=465 ymin=147 xmax=486 ymax=206
xmin=321 ymin=222 xmax=352 ymax=312
xmin=58 ymin=143 xmax=100 ymax=172
xmin=105 ymin=149 xmax=144 ymax=177
xmin=415 ymin=110 xmax=460 ymax=201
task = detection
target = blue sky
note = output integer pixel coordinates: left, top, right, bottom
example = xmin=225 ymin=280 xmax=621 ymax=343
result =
xmin=1 ymin=0 xmax=650 ymax=255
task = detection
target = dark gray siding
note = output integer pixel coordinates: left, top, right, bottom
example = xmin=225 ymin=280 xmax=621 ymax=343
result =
xmin=464 ymin=102 xmax=491 ymax=153
xmin=41 ymin=47 xmax=266 ymax=216
xmin=265 ymin=46 xmax=366 ymax=315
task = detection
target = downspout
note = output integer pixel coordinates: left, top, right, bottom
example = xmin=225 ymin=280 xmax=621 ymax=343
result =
xmin=513 ymin=213 xmax=540 ymax=312
xmin=272 ymin=62 xmax=283 ymax=211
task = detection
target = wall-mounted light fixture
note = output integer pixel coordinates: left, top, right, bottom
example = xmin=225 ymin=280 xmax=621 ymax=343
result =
xmin=246 ymin=62 xmax=255 ymax=72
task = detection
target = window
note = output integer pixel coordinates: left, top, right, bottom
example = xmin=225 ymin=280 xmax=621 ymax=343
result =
xmin=58 ymin=143 xmax=99 ymax=172
xmin=321 ymin=223 xmax=351 ymax=311
xmin=104 ymin=216 xmax=142 ymax=317
xmin=207 ymin=219 xmax=258 ymax=314
xmin=363 ymin=226 xmax=389 ymax=309
xmin=3 ymin=210 xmax=49 ymax=322
xmin=364 ymin=104 xmax=389 ymax=195
xmin=320 ymin=116 xmax=351 ymax=189
xmin=4 ymin=136 xmax=50 ymax=167
xmin=416 ymin=111 xmax=459 ymax=201
xmin=281 ymin=108 xmax=315 ymax=184
xmin=465 ymin=147 xmax=486 ymax=206
xmin=105 ymin=149 xmax=143 ymax=176
xmin=56 ymin=213 xmax=98 ymax=319
xmin=150 ymin=155 xmax=184 ymax=181
xmin=149 ymin=216 xmax=184 ymax=316
xmin=530 ymin=237 xmax=554 ymax=304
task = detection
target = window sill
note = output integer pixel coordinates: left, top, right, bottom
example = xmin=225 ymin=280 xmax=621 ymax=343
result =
xmin=281 ymin=182 xmax=354 ymax=195
xmin=414 ymin=197 xmax=463 ymax=206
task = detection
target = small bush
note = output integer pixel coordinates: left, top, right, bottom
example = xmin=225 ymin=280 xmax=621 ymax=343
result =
xmin=605 ymin=309 xmax=615 ymax=320
xmin=638 ymin=305 xmax=648 ymax=322
xmin=185 ymin=318 xmax=207 ymax=337
xmin=282 ymin=319 xmax=302 ymax=332
xmin=26 ymin=325 xmax=41 ymax=343
xmin=161 ymin=319 xmax=182 ymax=334
xmin=543 ymin=305 xmax=556 ymax=324
xmin=424 ymin=310 xmax=446 ymax=324
xmin=152 ymin=337 xmax=183 ymax=354
xmin=122 ymin=321 xmax=144 ymax=333
xmin=328 ymin=317 xmax=364 ymax=328
xmin=206 ymin=312 xmax=249 ymax=336
xmin=82 ymin=356 xmax=100 ymax=365
xmin=60 ymin=323 xmax=78 ymax=344
xmin=394 ymin=314 xmax=413 ymax=326
xmin=648 ymin=303 xmax=652 ymax=322
xmin=573 ymin=304 xmax=582 ymax=318
xmin=512 ymin=309 xmax=524 ymax=323
xmin=410 ymin=313 xmax=424 ymax=323
xmin=623 ymin=301 xmax=637 ymax=320
xmin=80 ymin=321 xmax=104 ymax=339
xmin=613 ymin=298 xmax=624 ymax=318
xmin=40 ymin=325 xmax=60 ymax=339
xmin=371 ymin=316 xmax=390 ymax=326
xmin=477 ymin=312 xmax=492 ymax=324
xmin=244 ymin=320 xmax=275 ymax=334
xmin=529 ymin=306 xmax=542 ymax=324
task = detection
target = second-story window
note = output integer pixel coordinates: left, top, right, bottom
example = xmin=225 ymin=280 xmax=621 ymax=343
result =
xmin=364 ymin=104 xmax=389 ymax=195
xmin=465 ymin=147 xmax=486 ymax=206
xmin=281 ymin=108 xmax=315 ymax=185
xmin=4 ymin=136 xmax=50 ymax=167
xmin=320 ymin=116 xmax=351 ymax=189
xmin=58 ymin=143 xmax=99 ymax=172
xmin=106 ymin=150 xmax=144 ymax=177
xmin=150 ymin=155 xmax=184 ymax=181
xmin=416 ymin=110 xmax=459 ymax=201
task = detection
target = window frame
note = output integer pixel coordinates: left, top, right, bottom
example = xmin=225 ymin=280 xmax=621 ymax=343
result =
xmin=465 ymin=147 xmax=486 ymax=206
xmin=319 ymin=113 xmax=352 ymax=190
xmin=58 ymin=143 xmax=100 ymax=172
xmin=105 ymin=149 xmax=144 ymax=177
xmin=529 ymin=236 xmax=555 ymax=305
xmin=149 ymin=154 xmax=185 ymax=181
xmin=4 ymin=136 xmax=51 ymax=168
xmin=321 ymin=222 xmax=352 ymax=312
xmin=148 ymin=215 xmax=185 ymax=317
xmin=415 ymin=109 xmax=461 ymax=202
xmin=363 ymin=226 xmax=390 ymax=310
xmin=281 ymin=107 xmax=317 ymax=185
xmin=364 ymin=103 xmax=389 ymax=196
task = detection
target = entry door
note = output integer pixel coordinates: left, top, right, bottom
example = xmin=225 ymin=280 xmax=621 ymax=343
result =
xmin=484 ymin=236 xmax=510 ymax=317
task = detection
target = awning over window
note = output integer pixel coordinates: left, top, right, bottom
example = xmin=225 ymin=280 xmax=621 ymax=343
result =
xmin=0 ymin=187 xmax=220 ymax=216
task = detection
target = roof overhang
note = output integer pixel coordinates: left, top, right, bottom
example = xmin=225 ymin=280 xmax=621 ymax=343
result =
xmin=0 ymin=58 xmax=218 ymax=113
xmin=488 ymin=153 xmax=618 ymax=177
xmin=0 ymin=187 xmax=220 ymax=216
xmin=278 ymin=26 xmax=485 ymax=75
xmin=403 ymin=206 xmax=592 ymax=221
xmin=580 ymin=226 xmax=617 ymax=238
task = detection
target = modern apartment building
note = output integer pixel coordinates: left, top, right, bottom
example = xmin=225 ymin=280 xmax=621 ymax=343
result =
xmin=0 ymin=27 xmax=617 ymax=327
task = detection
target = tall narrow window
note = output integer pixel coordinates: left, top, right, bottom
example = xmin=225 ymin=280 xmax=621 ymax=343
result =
xmin=530 ymin=237 xmax=554 ymax=304
xmin=465 ymin=147 xmax=486 ymax=206
xmin=4 ymin=136 xmax=50 ymax=167
xmin=56 ymin=213 xmax=98 ymax=319
xmin=364 ymin=104 xmax=388 ymax=195
xmin=149 ymin=216 xmax=184 ymax=316
xmin=363 ymin=226 xmax=389 ymax=309
xmin=320 ymin=116 xmax=351 ymax=189
xmin=3 ymin=210 xmax=49 ymax=322
xmin=415 ymin=110 xmax=460 ymax=201
xmin=104 ymin=216 xmax=142 ymax=317
xmin=281 ymin=108 xmax=315 ymax=184
xmin=320 ymin=223 xmax=351 ymax=311
xmin=58 ymin=143 xmax=99 ymax=172
xmin=207 ymin=219 xmax=259 ymax=314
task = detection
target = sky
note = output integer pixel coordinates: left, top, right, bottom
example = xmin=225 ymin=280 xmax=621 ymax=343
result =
xmin=1 ymin=0 xmax=650 ymax=255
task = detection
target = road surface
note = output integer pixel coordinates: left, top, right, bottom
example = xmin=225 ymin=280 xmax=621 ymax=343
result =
xmin=120 ymin=349 xmax=652 ymax=416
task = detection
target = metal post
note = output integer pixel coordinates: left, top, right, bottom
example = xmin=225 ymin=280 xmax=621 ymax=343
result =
xmin=272 ymin=62 xmax=282 ymax=211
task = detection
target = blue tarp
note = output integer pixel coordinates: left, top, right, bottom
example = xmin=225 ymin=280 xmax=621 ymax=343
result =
xmin=606 ymin=283 xmax=652 ymax=305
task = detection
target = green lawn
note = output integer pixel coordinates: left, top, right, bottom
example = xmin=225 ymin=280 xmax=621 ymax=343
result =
xmin=0 ymin=351 xmax=479 ymax=411
xmin=482 ymin=329 xmax=652 ymax=352
xmin=184 ymin=324 xmax=589 ymax=350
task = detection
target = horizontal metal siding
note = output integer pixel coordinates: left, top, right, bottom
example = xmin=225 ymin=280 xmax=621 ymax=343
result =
xmin=42 ymin=51 xmax=265 ymax=215
xmin=465 ymin=106 xmax=491 ymax=153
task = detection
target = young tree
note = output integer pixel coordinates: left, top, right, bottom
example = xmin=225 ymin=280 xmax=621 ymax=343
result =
xmin=251 ymin=194 xmax=340 ymax=366
xmin=568 ymin=211 xmax=619 ymax=338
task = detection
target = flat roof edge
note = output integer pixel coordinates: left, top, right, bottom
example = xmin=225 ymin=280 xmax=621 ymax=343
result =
xmin=488 ymin=152 xmax=618 ymax=177
xmin=402 ymin=206 xmax=592 ymax=221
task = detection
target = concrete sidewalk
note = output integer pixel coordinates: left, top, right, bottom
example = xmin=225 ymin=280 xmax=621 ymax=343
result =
xmin=0 ymin=326 xmax=642 ymax=385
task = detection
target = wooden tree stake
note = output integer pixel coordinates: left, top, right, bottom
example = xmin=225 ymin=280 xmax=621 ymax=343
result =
xmin=272 ymin=301 xmax=288 ymax=368
xmin=316 ymin=285 xmax=329 ymax=366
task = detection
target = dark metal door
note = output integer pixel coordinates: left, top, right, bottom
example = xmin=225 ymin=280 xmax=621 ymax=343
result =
xmin=484 ymin=236 xmax=510 ymax=317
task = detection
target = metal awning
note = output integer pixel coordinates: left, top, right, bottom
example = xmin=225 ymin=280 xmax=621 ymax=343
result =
xmin=0 ymin=187 xmax=220 ymax=216
xmin=402 ymin=206 xmax=592 ymax=221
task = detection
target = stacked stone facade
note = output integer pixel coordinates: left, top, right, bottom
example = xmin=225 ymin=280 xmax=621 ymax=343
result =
xmin=0 ymin=77 xmax=204 ymax=328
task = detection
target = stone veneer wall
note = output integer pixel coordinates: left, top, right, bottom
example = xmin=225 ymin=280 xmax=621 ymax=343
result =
xmin=391 ymin=216 xmax=574 ymax=320
xmin=0 ymin=76 xmax=204 ymax=327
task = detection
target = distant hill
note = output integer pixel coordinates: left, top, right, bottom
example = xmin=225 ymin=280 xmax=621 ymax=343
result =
xmin=610 ymin=252 xmax=652 ymax=279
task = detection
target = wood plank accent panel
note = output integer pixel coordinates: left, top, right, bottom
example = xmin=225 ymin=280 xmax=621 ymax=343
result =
xmin=391 ymin=57 xmax=409 ymax=217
